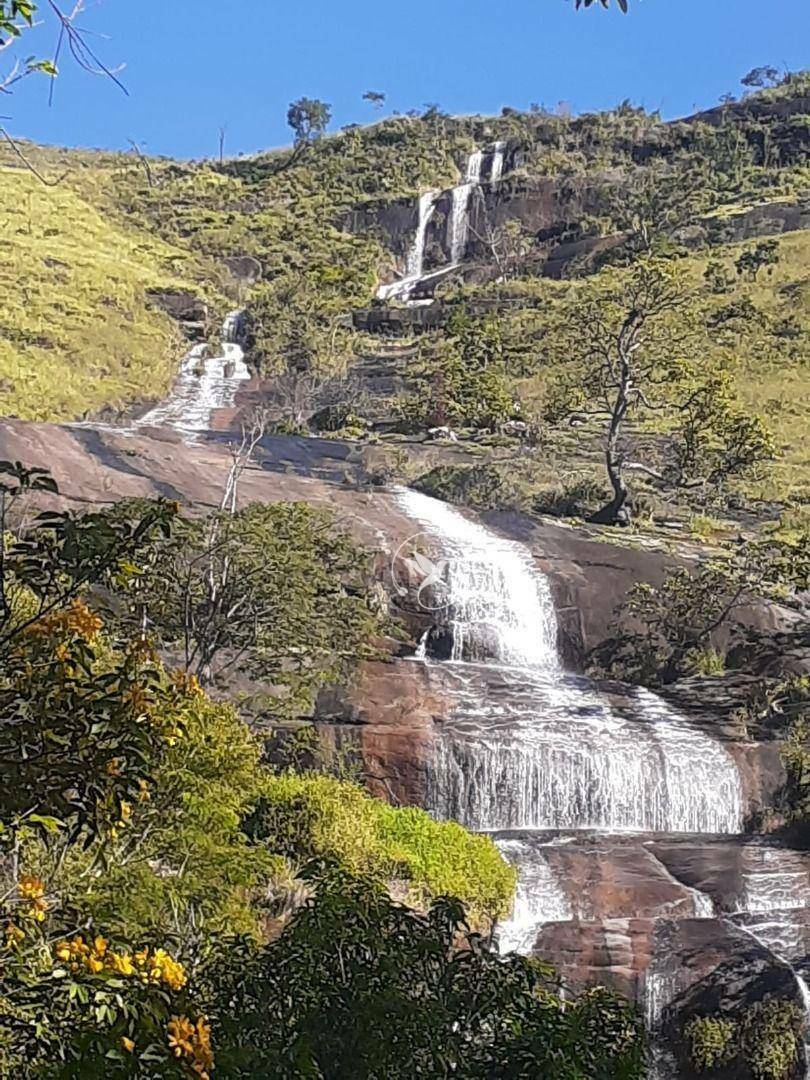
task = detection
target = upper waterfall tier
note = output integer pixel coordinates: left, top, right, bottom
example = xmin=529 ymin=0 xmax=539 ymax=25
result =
xmin=394 ymin=487 xmax=559 ymax=670
xmin=376 ymin=143 xmax=507 ymax=302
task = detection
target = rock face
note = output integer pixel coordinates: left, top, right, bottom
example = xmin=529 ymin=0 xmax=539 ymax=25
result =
xmin=146 ymin=289 xmax=209 ymax=340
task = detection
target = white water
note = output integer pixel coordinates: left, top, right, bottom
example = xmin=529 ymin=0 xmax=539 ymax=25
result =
xmin=735 ymin=846 xmax=810 ymax=1075
xmin=377 ymin=143 xmax=506 ymax=301
xmin=396 ymin=488 xmax=743 ymax=835
xmin=495 ymin=837 xmax=572 ymax=953
xmin=490 ymin=140 xmax=507 ymax=184
xmin=407 ymin=190 xmax=439 ymax=278
xmin=427 ymin=669 xmax=743 ymax=834
xmin=394 ymin=488 xmax=809 ymax=1075
xmin=377 ymin=192 xmax=440 ymax=302
xmin=395 ymin=487 xmax=558 ymax=668
xmin=137 ymin=311 xmax=250 ymax=436
xmin=447 ymin=149 xmax=484 ymax=264
xmin=737 ymin=845 xmax=810 ymax=916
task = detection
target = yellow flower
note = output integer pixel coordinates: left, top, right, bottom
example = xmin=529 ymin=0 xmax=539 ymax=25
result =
xmin=168 ymin=1015 xmax=195 ymax=1058
xmin=19 ymin=874 xmax=45 ymax=901
xmin=110 ymin=951 xmax=135 ymax=976
xmin=137 ymin=778 xmax=151 ymax=803
xmin=93 ymin=936 xmax=108 ymax=956
xmin=119 ymin=801 xmax=132 ymax=824
xmin=167 ymin=1015 xmax=213 ymax=1077
xmin=85 ymin=955 xmax=104 ymax=974
xmin=55 ymin=941 xmax=71 ymax=962
xmin=106 ymin=758 xmax=122 ymax=777
xmin=121 ymin=1036 xmax=135 ymax=1053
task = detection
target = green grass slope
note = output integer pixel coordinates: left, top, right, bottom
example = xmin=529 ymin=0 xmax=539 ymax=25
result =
xmin=0 ymin=167 xmax=204 ymax=422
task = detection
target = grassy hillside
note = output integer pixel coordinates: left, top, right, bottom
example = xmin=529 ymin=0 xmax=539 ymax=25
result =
xmin=0 ymin=75 xmax=807 ymax=437
xmin=0 ymin=167 xmax=206 ymax=421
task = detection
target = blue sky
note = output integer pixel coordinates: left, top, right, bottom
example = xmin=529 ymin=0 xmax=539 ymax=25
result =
xmin=5 ymin=0 xmax=809 ymax=158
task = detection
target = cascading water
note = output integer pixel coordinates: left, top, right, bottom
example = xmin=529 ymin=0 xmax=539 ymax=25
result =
xmin=732 ymin=847 xmax=810 ymax=1077
xmin=447 ymin=149 xmax=484 ymax=264
xmin=394 ymin=486 xmax=775 ymax=1076
xmin=396 ymin=487 xmax=743 ymax=836
xmin=377 ymin=143 xmax=506 ymax=302
xmin=377 ymin=191 xmax=439 ymax=302
xmin=137 ymin=310 xmax=250 ymax=436
xmin=396 ymin=487 xmax=557 ymax=668
xmin=494 ymin=836 xmax=572 ymax=953
xmin=490 ymin=140 xmax=507 ymax=184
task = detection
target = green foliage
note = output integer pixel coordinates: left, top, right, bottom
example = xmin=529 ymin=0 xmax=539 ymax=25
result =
xmin=245 ymin=772 xmax=516 ymax=924
xmin=202 ymin=867 xmax=645 ymax=1080
xmin=541 ymin=258 xmax=774 ymax=519
xmin=685 ymin=1001 xmax=803 ymax=1080
xmin=590 ymin=564 xmax=743 ymax=685
xmin=398 ymin=316 xmax=517 ymax=433
xmin=0 ymin=168 xmax=202 ymax=421
xmin=287 ymin=97 xmax=332 ymax=145
xmin=245 ymin=272 xmax=359 ymax=376
xmin=73 ymin=688 xmax=282 ymax=940
xmin=685 ymin=1015 xmax=736 ymax=1071
xmin=735 ymin=239 xmax=780 ymax=280
xmin=415 ymin=462 xmax=525 ymax=511
xmin=103 ymin=500 xmax=385 ymax=709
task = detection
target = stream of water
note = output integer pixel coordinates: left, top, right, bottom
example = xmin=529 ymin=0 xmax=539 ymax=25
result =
xmin=395 ymin=485 xmax=810 ymax=1078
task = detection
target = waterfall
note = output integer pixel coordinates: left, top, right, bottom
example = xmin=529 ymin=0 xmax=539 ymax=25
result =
xmin=377 ymin=192 xmax=439 ymax=302
xmin=407 ymin=191 xmax=439 ymax=278
xmin=447 ymin=149 xmax=484 ymax=264
xmin=733 ymin=846 xmax=810 ymax=1076
xmin=396 ymin=488 xmax=743 ymax=835
xmin=377 ymin=144 xmax=505 ymax=302
xmin=395 ymin=487 xmax=558 ymax=668
xmin=393 ymin=486 xmax=808 ymax=1076
xmin=495 ymin=837 xmax=572 ymax=953
xmin=426 ymin=669 xmax=743 ymax=833
xmin=490 ymin=140 xmax=506 ymax=184
xmin=137 ymin=311 xmax=250 ymax=436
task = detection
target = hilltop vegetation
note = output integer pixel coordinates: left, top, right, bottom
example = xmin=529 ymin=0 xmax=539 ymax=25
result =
xmin=1 ymin=73 xmax=808 ymax=434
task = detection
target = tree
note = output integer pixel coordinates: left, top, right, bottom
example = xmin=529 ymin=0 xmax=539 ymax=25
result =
xmin=604 ymin=165 xmax=710 ymax=256
xmin=741 ymin=65 xmax=781 ymax=89
xmin=103 ymin=500 xmax=384 ymax=704
xmin=591 ymin=530 xmax=810 ymax=685
xmin=203 ymin=867 xmax=646 ymax=1080
xmin=735 ymin=238 xmax=780 ymax=280
xmin=543 ymin=260 xmax=774 ymax=523
xmin=245 ymin=272 xmax=356 ymax=377
xmin=398 ymin=315 xmax=517 ymax=434
xmin=287 ymin=95 xmax=331 ymax=146
xmin=362 ymin=89 xmax=386 ymax=112
xmin=0 ymin=460 xmax=176 ymax=658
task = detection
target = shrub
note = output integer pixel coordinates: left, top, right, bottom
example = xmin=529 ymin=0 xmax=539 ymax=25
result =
xmin=245 ymin=772 xmax=517 ymax=924
xmin=685 ymin=1015 xmax=736 ymax=1071
xmin=202 ymin=868 xmax=646 ymax=1080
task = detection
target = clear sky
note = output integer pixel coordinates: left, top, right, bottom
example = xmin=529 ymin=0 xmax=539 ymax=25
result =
xmin=5 ymin=0 xmax=810 ymax=159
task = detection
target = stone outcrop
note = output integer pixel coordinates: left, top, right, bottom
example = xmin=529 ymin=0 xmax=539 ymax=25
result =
xmin=146 ymin=289 xmax=209 ymax=340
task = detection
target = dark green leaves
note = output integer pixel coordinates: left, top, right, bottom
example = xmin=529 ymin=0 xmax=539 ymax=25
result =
xmin=0 ymin=1 xmax=36 ymax=42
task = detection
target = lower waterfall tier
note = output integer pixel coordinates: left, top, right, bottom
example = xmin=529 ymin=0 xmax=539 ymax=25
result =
xmin=424 ymin=664 xmax=743 ymax=835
